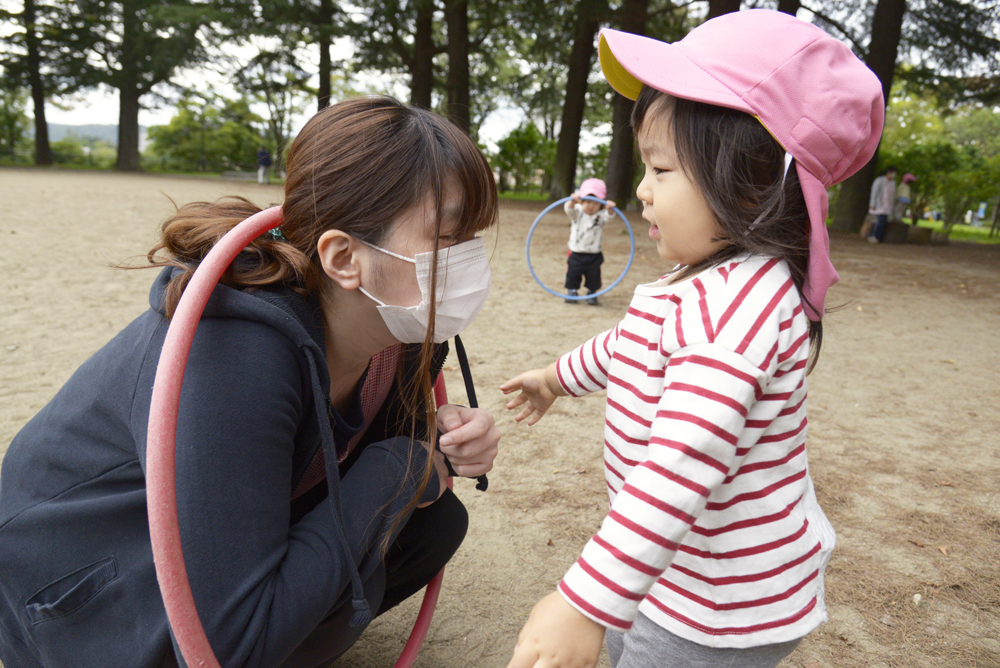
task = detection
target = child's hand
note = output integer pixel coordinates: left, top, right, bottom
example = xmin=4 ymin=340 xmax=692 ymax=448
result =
xmin=606 ymin=199 xmax=616 ymax=210
xmin=436 ymin=404 xmax=500 ymax=478
xmin=500 ymin=364 xmax=565 ymax=425
xmin=506 ymin=591 xmax=605 ymax=668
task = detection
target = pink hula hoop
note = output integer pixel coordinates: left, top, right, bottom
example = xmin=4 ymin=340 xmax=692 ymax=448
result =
xmin=146 ymin=206 xmax=445 ymax=668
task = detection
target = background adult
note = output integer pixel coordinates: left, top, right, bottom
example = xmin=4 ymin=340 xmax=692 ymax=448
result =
xmin=868 ymin=166 xmax=897 ymax=242
xmin=257 ymin=145 xmax=272 ymax=184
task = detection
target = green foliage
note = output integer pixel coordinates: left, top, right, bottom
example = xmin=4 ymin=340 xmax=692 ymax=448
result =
xmin=234 ymin=50 xmax=313 ymax=171
xmin=43 ymin=132 xmax=117 ymax=168
xmin=577 ymin=140 xmax=610 ymax=187
xmin=880 ymin=89 xmax=947 ymax=156
xmin=63 ymin=0 xmax=213 ymax=94
xmin=491 ymin=121 xmax=556 ymax=193
xmin=146 ymin=94 xmax=266 ymax=172
xmin=880 ymin=81 xmax=1000 ymax=237
xmin=898 ymin=0 xmax=1000 ymax=106
xmin=937 ymin=150 xmax=1000 ymax=231
xmin=946 ymin=106 xmax=1000 ymax=160
xmin=0 ymin=86 xmax=30 ymax=159
xmin=891 ymin=140 xmax=960 ymax=222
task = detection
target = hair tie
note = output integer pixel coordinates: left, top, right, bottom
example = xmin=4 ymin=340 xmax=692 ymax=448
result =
xmin=266 ymin=227 xmax=288 ymax=242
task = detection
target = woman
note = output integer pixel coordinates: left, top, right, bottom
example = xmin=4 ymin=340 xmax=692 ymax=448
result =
xmin=0 ymin=97 xmax=500 ymax=668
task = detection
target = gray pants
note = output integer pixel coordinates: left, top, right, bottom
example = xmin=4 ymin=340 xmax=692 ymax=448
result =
xmin=606 ymin=612 xmax=802 ymax=668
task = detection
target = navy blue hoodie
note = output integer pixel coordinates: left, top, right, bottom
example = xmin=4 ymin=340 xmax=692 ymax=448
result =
xmin=0 ymin=268 xmax=441 ymax=667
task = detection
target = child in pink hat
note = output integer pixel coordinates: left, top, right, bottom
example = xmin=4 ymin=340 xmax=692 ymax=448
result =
xmin=501 ymin=9 xmax=883 ymax=668
xmin=564 ymin=177 xmax=616 ymax=305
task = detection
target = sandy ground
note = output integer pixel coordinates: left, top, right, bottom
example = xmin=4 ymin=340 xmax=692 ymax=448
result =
xmin=1 ymin=168 xmax=998 ymax=668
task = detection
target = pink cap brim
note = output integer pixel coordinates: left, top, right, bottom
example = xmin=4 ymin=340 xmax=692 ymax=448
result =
xmin=797 ymin=166 xmax=838 ymax=320
xmin=599 ymin=29 xmax=752 ymax=114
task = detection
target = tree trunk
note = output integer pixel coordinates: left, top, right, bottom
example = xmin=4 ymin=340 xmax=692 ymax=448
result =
xmin=776 ymin=0 xmax=801 ymax=15
xmin=830 ymin=0 xmax=906 ymax=233
xmin=316 ymin=0 xmax=334 ymax=111
xmin=24 ymin=0 xmax=52 ymax=166
xmin=706 ymin=0 xmax=741 ymax=20
xmin=549 ymin=0 xmax=601 ymax=200
xmin=444 ymin=0 xmax=470 ymax=134
xmin=605 ymin=0 xmax=648 ymax=209
xmin=989 ymin=193 xmax=999 ymax=237
xmin=115 ymin=1 xmax=142 ymax=172
xmin=23 ymin=0 xmax=52 ymax=165
xmin=410 ymin=0 xmax=435 ymax=108
xmin=116 ymin=85 xmax=142 ymax=171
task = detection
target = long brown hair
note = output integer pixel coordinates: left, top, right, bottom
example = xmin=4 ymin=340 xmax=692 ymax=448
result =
xmin=147 ymin=96 xmax=499 ymax=526
xmin=631 ymin=87 xmax=822 ymax=370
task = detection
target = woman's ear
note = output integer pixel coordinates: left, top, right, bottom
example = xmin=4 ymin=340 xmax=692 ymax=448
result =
xmin=316 ymin=230 xmax=362 ymax=290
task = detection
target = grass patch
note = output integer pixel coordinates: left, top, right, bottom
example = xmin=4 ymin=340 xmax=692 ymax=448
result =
xmin=911 ymin=219 xmax=1000 ymax=244
xmin=499 ymin=191 xmax=548 ymax=202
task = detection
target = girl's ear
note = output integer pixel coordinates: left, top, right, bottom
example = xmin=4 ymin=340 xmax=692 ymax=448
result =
xmin=316 ymin=230 xmax=362 ymax=290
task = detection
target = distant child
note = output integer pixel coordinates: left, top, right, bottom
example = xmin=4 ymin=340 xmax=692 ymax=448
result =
xmin=500 ymin=10 xmax=883 ymax=668
xmin=892 ymin=173 xmax=916 ymax=223
xmin=565 ymin=178 xmax=616 ymax=305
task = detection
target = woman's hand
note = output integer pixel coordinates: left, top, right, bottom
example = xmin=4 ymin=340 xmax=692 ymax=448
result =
xmin=436 ymin=404 xmax=500 ymax=478
xmin=499 ymin=363 xmax=565 ymax=426
xmin=506 ymin=591 xmax=605 ymax=668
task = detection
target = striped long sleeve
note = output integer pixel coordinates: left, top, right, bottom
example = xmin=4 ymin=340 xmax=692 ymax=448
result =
xmin=553 ymin=255 xmax=836 ymax=649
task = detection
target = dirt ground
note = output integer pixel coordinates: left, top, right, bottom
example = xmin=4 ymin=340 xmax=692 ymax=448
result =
xmin=1 ymin=168 xmax=998 ymax=668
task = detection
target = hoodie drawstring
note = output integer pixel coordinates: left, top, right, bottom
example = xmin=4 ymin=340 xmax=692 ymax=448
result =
xmin=302 ymin=347 xmax=372 ymax=628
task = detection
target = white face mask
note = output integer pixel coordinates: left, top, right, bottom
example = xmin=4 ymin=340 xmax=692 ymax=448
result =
xmin=357 ymin=237 xmax=492 ymax=344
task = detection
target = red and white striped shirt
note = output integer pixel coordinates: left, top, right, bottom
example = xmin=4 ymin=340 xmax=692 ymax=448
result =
xmin=556 ymin=255 xmax=836 ymax=648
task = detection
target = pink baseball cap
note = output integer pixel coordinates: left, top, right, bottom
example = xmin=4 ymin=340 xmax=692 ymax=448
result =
xmin=577 ymin=177 xmax=607 ymax=200
xmin=599 ymin=9 xmax=884 ymax=320
xmin=902 ymin=173 xmax=916 ymax=183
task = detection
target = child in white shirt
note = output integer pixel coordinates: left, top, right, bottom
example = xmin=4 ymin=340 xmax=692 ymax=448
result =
xmin=564 ymin=177 xmax=616 ymax=305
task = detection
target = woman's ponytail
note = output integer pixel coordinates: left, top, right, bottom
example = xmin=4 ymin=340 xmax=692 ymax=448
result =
xmin=146 ymin=196 xmax=319 ymax=318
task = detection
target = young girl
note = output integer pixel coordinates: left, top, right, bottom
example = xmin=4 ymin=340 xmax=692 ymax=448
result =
xmin=501 ymin=10 xmax=883 ymax=668
xmin=0 ymin=97 xmax=500 ymax=668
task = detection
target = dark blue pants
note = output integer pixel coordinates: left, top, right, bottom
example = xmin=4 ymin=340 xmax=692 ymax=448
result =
xmin=161 ymin=490 xmax=467 ymax=668
xmin=872 ymin=214 xmax=889 ymax=241
xmin=565 ymin=251 xmax=604 ymax=293
xmin=277 ymin=490 xmax=468 ymax=668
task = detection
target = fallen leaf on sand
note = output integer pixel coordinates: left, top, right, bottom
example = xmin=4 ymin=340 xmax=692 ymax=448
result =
xmin=938 ymin=546 xmax=949 ymax=556
xmin=909 ymin=539 xmax=925 ymax=548
xmin=546 ymin=539 xmax=553 ymax=546
xmin=941 ymin=359 xmax=956 ymax=364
